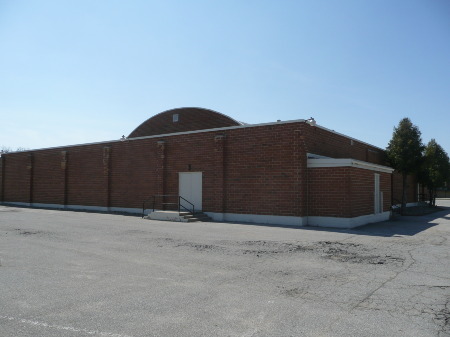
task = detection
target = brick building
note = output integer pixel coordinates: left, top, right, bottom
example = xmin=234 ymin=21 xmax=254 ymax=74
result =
xmin=0 ymin=107 xmax=417 ymax=228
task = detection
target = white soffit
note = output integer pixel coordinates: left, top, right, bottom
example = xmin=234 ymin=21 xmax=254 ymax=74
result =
xmin=307 ymin=158 xmax=394 ymax=173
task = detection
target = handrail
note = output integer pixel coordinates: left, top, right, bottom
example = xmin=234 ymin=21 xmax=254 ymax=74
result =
xmin=179 ymin=196 xmax=195 ymax=215
xmin=142 ymin=194 xmax=195 ymax=218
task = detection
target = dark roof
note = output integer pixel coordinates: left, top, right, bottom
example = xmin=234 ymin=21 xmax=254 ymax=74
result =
xmin=128 ymin=107 xmax=242 ymax=138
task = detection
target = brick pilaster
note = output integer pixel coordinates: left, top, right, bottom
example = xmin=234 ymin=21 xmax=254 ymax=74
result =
xmin=0 ymin=155 xmax=4 ymax=202
xmin=27 ymin=153 xmax=34 ymax=204
xmin=156 ymin=140 xmax=166 ymax=200
xmin=294 ymin=132 xmax=308 ymax=218
xmin=103 ymin=146 xmax=111 ymax=209
xmin=61 ymin=151 xmax=68 ymax=205
xmin=214 ymin=134 xmax=226 ymax=214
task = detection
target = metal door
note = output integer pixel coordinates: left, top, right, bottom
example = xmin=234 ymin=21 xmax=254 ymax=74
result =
xmin=179 ymin=172 xmax=202 ymax=212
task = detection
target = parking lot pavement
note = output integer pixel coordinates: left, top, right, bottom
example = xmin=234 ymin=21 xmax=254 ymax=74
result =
xmin=0 ymin=203 xmax=449 ymax=337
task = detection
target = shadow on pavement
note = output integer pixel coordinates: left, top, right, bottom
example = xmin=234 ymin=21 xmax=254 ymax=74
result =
xmin=342 ymin=206 xmax=450 ymax=237
xmin=226 ymin=206 xmax=450 ymax=238
xmin=2 ymin=203 xmax=450 ymax=238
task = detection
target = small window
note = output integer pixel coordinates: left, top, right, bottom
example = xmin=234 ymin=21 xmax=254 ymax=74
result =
xmin=173 ymin=114 xmax=179 ymax=122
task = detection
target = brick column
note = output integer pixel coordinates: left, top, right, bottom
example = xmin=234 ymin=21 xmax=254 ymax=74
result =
xmin=294 ymin=132 xmax=308 ymax=219
xmin=0 ymin=155 xmax=5 ymax=202
xmin=27 ymin=153 xmax=34 ymax=204
xmin=103 ymin=146 xmax=111 ymax=209
xmin=214 ymin=135 xmax=226 ymax=217
xmin=156 ymin=141 xmax=166 ymax=208
xmin=61 ymin=151 xmax=68 ymax=206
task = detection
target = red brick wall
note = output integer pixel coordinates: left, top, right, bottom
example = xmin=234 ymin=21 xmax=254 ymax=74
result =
xmin=33 ymin=150 xmax=65 ymax=205
xmin=308 ymin=167 xmax=391 ymax=218
xmin=3 ymin=153 xmax=31 ymax=203
xmin=145 ymin=123 xmax=305 ymax=216
xmin=308 ymin=167 xmax=351 ymax=217
xmin=66 ymin=145 xmax=108 ymax=207
xmin=1 ymin=123 xmax=306 ymax=216
xmin=109 ymin=139 xmax=157 ymax=209
xmin=222 ymin=124 xmax=305 ymax=216
xmin=1 ymin=120 xmax=396 ymax=219
xmin=302 ymin=125 xmax=385 ymax=165
xmin=163 ymin=131 xmax=218 ymax=211
xmin=349 ymin=169 xmax=391 ymax=217
xmin=0 ymin=157 xmax=3 ymax=201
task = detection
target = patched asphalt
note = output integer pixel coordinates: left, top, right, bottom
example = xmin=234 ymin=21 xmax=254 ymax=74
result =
xmin=0 ymin=201 xmax=449 ymax=337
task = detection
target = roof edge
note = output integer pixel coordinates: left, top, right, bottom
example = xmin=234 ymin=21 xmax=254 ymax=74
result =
xmin=307 ymin=158 xmax=394 ymax=173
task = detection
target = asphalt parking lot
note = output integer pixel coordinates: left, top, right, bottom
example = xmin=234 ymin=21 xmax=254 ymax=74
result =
xmin=1 ymin=201 xmax=449 ymax=337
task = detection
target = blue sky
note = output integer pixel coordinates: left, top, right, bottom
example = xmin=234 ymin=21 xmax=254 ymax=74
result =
xmin=1 ymin=0 xmax=449 ymax=153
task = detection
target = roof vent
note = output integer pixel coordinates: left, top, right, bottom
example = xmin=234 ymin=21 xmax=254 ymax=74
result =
xmin=173 ymin=114 xmax=179 ymax=122
xmin=306 ymin=117 xmax=316 ymax=126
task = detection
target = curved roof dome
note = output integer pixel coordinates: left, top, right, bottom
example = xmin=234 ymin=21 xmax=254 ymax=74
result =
xmin=128 ymin=107 xmax=242 ymax=138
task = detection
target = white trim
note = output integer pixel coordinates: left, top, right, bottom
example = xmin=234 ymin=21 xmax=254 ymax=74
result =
xmin=61 ymin=204 xmax=109 ymax=212
xmin=1 ymin=202 xmax=145 ymax=215
xmin=146 ymin=211 xmax=188 ymax=222
xmin=126 ymin=119 xmax=307 ymax=142
xmin=5 ymin=119 xmax=307 ymax=154
xmin=110 ymin=206 xmax=148 ymax=214
xmin=205 ymin=212 xmax=390 ymax=228
xmin=2 ymin=202 xmax=31 ymax=207
xmin=392 ymin=202 xmax=421 ymax=209
xmin=5 ymin=116 xmax=383 ymax=155
xmin=307 ymin=212 xmax=391 ymax=228
xmin=30 ymin=203 xmax=65 ymax=209
xmin=307 ymin=153 xmax=331 ymax=159
xmin=2 ymin=202 xmax=390 ymax=228
xmin=307 ymin=158 xmax=394 ymax=173
xmin=205 ymin=212 xmax=305 ymax=226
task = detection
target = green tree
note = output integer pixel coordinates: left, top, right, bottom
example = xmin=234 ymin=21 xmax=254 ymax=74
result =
xmin=422 ymin=139 xmax=450 ymax=206
xmin=386 ymin=118 xmax=424 ymax=213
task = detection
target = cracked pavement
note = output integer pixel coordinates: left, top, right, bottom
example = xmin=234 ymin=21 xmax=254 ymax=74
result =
xmin=0 ymin=201 xmax=449 ymax=337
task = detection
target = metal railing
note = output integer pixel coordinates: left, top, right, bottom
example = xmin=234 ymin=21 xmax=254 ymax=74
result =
xmin=142 ymin=194 xmax=195 ymax=218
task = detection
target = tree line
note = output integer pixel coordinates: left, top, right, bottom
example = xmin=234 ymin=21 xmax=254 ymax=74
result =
xmin=0 ymin=146 xmax=29 ymax=155
xmin=386 ymin=118 xmax=450 ymax=212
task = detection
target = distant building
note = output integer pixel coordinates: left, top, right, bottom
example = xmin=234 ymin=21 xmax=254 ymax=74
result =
xmin=0 ymin=107 xmax=417 ymax=228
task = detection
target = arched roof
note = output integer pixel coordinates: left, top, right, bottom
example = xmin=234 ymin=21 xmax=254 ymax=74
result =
xmin=128 ymin=107 xmax=242 ymax=138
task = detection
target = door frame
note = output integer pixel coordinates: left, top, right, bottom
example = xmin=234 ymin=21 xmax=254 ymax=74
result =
xmin=179 ymin=172 xmax=203 ymax=212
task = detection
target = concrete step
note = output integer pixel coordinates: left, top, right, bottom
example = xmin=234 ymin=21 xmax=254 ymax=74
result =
xmin=146 ymin=210 xmax=212 ymax=223
xmin=183 ymin=212 xmax=212 ymax=222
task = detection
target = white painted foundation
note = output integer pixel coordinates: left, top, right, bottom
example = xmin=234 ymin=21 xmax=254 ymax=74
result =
xmin=1 ymin=202 xmax=145 ymax=215
xmin=147 ymin=211 xmax=188 ymax=222
xmin=306 ymin=211 xmax=391 ymax=229
xmin=205 ymin=211 xmax=391 ymax=228
xmin=205 ymin=212 xmax=305 ymax=226
xmin=2 ymin=201 xmax=391 ymax=228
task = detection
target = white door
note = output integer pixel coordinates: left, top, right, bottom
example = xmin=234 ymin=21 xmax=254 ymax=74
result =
xmin=374 ymin=173 xmax=382 ymax=214
xmin=179 ymin=172 xmax=202 ymax=212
